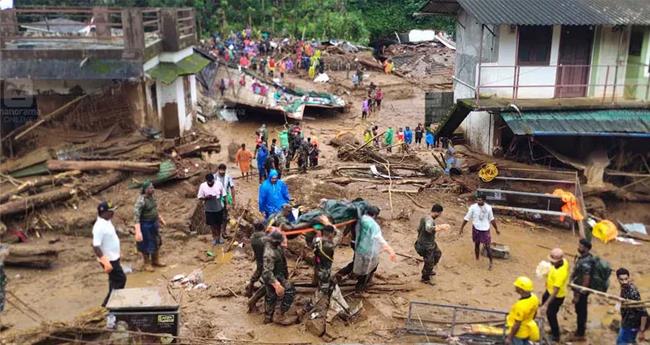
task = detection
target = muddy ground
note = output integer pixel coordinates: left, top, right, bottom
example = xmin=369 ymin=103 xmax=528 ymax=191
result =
xmin=1 ymin=70 xmax=648 ymax=345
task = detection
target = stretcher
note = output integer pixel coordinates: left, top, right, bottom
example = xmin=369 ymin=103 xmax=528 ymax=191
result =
xmin=280 ymin=219 xmax=357 ymax=236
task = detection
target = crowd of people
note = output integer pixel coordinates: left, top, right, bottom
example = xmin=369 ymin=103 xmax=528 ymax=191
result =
xmin=361 ymin=122 xmax=451 ymax=155
xmin=205 ymin=30 xmax=331 ymax=82
xmin=78 ymin=166 xmax=648 ymax=344
xmin=232 ymin=123 xmax=320 ymax=186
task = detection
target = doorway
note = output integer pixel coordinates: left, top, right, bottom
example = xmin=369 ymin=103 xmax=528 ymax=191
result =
xmin=556 ymin=26 xmax=594 ymax=98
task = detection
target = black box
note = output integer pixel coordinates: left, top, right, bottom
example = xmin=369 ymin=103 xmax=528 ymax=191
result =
xmin=106 ymin=288 xmax=180 ymax=344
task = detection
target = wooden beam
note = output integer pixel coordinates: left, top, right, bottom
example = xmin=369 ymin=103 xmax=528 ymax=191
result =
xmin=605 ymin=170 xmax=650 ymax=178
xmin=491 ymin=205 xmax=568 ymax=217
xmin=46 ymin=160 xmax=159 ymax=173
xmin=493 ymin=176 xmax=575 ymax=184
xmin=13 ymin=95 xmax=87 ymax=141
xmin=478 ymin=188 xmax=563 ymax=199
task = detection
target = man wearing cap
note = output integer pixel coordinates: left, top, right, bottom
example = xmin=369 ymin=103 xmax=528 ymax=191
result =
xmin=459 ymin=195 xmax=500 ymax=270
xmin=262 ymin=230 xmax=296 ymax=325
xmin=540 ymin=248 xmax=569 ymax=343
xmin=198 ymin=173 xmax=226 ymax=245
xmin=507 ymin=276 xmax=540 ymax=345
xmin=93 ymin=201 xmax=126 ymax=307
xmin=569 ymin=239 xmax=594 ymax=341
xmin=134 ymin=181 xmax=167 ymax=271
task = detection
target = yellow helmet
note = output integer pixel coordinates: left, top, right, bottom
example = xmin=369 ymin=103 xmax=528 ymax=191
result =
xmin=513 ymin=276 xmax=534 ymax=292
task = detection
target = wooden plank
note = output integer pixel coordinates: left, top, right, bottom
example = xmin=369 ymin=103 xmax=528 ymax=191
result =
xmin=478 ymin=188 xmax=563 ymax=199
xmin=491 ymin=205 xmax=568 ymax=217
xmin=493 ymin=176 xmax=576 ymax=184
xmin=605 ymin=170 xmax=650 ymax=178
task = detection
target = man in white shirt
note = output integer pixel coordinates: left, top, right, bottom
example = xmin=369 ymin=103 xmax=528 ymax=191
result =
xmin=460 ymin=195 xmax=500 ymax=270
xmin=198 ymin=174 xmax=226 ymax=245
xmin=92 ymin=201 xmax=126 ymax=306
xmin=214 ymin=163 xmax=235 ymax=241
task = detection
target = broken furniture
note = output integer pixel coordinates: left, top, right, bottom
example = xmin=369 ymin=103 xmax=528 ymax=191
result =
xmin=404 ymin=301 xmax=548 ymax=344
xmin=476 ymin=167 xmax=587 ymax=237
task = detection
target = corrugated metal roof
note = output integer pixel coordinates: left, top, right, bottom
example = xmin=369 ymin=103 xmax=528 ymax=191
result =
xmin=419 ymin=0 xmax=650 ymax=25
xmin=501 ymin=109 xmax=650 ymax=137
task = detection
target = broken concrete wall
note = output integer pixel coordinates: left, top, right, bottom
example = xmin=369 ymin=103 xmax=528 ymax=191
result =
xmin=155 ymin=76 xmax=195 ymax=138
xmin=459 ymin=110 xmax=496 ymax=155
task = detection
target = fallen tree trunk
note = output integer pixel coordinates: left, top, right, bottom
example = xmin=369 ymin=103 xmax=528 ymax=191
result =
xmin=0 ymin=187 xmax=77 ymax=217
xmin=5 ymin=245 xmax=60 ymax=269
xmin=84 ymin=171 xmax=126 ymax=195
xmin=0 ymin=170 xmax=81 ymax=203
xmin=47 ymin=160 xmax=159 ymax=173
xmin=0 ymin=171 xmax=125 ymax=217
xmin=174 ymin=139 xmax=221 ymax=157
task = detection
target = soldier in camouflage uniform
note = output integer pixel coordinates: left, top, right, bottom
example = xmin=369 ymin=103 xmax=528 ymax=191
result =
xmin=312 ymin=222 xmax=342 ymax=294
xmin=414 ymin=204 xmax=450 ymax=283
xmin=266 ymin=204 xmax=293 ymax=229
xmin=0 ymin=244 xmax=8 ymax=314
xmin=245 ymin=222 xmax=267 ymax=297
xmin=262 ymin=231 xmax=296 ymax=324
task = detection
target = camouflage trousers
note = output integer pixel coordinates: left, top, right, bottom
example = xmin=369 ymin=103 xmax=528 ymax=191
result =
xmin=264 ymin=280 xmax=296 ymax=318
xmin=0 ymin=265 xmax=6 ymax=312
xmin=419 ymin=245 xmax=442 ymax=280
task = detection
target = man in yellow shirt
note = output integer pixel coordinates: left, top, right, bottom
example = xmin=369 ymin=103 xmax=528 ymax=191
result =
xmin=540 ymin=248 xmax=569 ymax=343
xmin=506 ymin=276 xmax=540 ymax=345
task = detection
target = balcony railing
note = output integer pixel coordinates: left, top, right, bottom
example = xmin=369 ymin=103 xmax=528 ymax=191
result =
xmin=0 ymin=7 xmax=194 ymax=57
xmin=471 ymin=63 xmax=650 ymax=104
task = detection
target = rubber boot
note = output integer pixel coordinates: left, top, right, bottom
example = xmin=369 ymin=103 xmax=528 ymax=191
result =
xmin=244 ymin=281 xmax=255 ymax=298
xmin=152 ymin=251 xmax=166 ymax=267
xmin=274 ymin=311 xmax=298 ymax=326
xmin=142 ymin=253 xmax=154 ymax=272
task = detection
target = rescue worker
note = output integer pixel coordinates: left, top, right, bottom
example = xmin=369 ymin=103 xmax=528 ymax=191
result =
xmin=134 ymin=181 xmax=166 ymax=271
xmin=258 ymin=170 xmax=291 ymax=220
xmin=245 ymin=222 xmax=267 ymax=297
xmin=313 ymin=222 xmax=341 ymax=294
xmin=308 ymin=140 xmax=320 ymax=167
xmin=267 ymin=204 xmax=294 ymax=229
xmin=506 ymin=276 xmax=540 ymax=345
xmin=262 ymin=231 xmax=297 ymax=325
xmin=296 ymin=137 xmax=309 ymax=173
xmin=414 ymin=204 xmax=450 ymax=283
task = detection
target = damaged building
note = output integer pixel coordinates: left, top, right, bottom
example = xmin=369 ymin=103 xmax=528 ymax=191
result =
xmin=419 ymin=0 xmax=650 ymax=194
xmin=0 ymin=6 xmax=210 ymax=148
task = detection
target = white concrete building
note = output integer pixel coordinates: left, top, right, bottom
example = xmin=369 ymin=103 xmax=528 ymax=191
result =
xmin=418 ymin=0 xmax=650 ymax=157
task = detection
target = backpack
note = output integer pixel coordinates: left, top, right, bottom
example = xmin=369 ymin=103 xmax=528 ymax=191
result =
xmin=589 ymin=256 xmax=612 ymax=292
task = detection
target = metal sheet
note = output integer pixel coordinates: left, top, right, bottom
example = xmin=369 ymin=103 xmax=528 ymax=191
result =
xmin=419 ymin=0 xmax=650 ymax=25
xmin=501 ymin=109 xmax=650 ymax=136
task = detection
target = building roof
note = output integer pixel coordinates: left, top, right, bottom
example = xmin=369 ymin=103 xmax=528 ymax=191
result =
xmin=418 ymin=0 xmax=650 ymax=25
xmin=501 ymin=109 xmax=650 ymax=137
xmin=0 ymin=58 xmax=143 ymax=80
xmin=146 ymin=53 xmax=211 ymax=84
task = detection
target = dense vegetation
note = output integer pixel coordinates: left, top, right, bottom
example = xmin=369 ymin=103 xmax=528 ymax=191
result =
xmin=16 ymin=0 xmax=454 ymax=44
